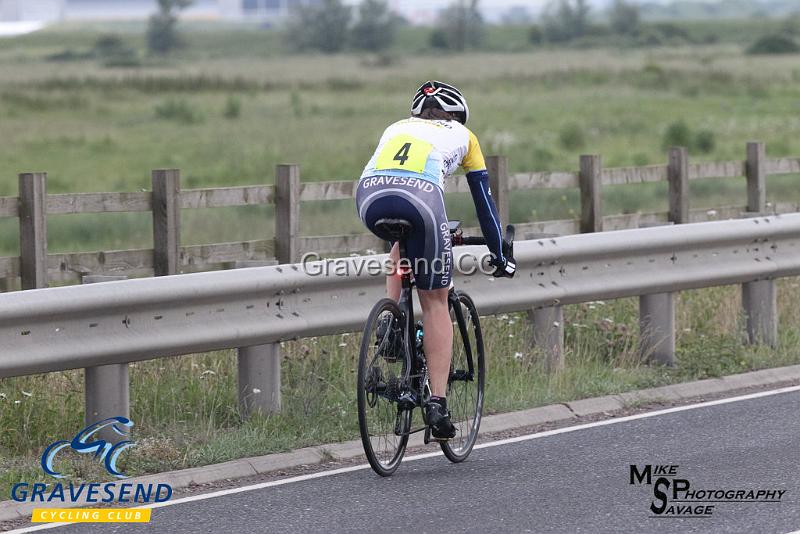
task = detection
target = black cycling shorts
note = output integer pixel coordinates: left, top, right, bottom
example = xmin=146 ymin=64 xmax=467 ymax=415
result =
xmin=356 ymin=175 xmax=452 ymax=290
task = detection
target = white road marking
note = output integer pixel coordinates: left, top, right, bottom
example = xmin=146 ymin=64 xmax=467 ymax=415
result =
xmin=8 ymin=384 xmax=800 ymax=533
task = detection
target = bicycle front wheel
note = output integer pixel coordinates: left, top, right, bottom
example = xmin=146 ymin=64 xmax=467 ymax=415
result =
xmin=441 ymin=290 xmax=485 ymax=463
xmin=357 ymin=298 xmax=411 ymax=476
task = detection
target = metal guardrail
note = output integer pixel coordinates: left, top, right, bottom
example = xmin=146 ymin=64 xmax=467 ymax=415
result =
xmin=2 ymin=214 xmax=799 ymax=381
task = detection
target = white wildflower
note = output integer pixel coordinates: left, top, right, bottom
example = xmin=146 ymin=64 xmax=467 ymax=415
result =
xmin=707 ymin=209 xmax=718 ymax=217
xmin=513 ymin=352 xmax=523 ymax=361
xmin=252 ymin=388 xmax=262 ymax=394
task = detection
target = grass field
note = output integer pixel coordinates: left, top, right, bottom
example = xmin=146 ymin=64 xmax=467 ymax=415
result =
xmin=1 ymin=24 xmax=800 ymax=256
xmin=1 ymin=22 xmax=800 ymax=500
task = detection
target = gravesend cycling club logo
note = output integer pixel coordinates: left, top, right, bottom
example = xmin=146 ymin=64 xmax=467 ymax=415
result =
xmin=11 ymin=417 xmax=172 ymax=524
xmin=42 ymin=416 xmax=135 ymax=479
xmin=630 ymin=464 xmax=786 ymax=518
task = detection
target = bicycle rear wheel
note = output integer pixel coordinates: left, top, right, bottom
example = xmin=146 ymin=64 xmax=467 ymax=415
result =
xmin=357 ymin=298 xmax=411 ymax=476
xmin=441 ymin=290 xmax=485 ymax=463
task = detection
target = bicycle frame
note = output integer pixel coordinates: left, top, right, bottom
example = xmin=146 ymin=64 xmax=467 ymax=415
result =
xmin=394 ymin=237 xmax=475 ymax=427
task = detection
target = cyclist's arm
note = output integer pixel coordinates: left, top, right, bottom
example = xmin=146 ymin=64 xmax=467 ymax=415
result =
xmin=462 ymin=130 xmax=505 ymax=264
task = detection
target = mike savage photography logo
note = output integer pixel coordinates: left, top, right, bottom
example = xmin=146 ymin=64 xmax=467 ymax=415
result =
xmin=11 ymin=417 xmax=171 ymax=524
xmin=630 ymin=464 xmax=786 ymax=518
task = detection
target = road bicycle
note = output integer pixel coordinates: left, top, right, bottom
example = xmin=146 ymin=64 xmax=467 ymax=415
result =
xmin=357 ymin=218 xmax=514 ymax=476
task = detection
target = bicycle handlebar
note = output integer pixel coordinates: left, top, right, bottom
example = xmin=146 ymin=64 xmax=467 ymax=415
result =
xmin=451 ymin=224 xmax=515 ymax=249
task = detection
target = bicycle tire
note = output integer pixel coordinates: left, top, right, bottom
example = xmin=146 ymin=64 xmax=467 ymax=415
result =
xmin=357 ymin=298 xmax=411 ymax=476
xmin=441 ymin=290 xmax=485 ymax=463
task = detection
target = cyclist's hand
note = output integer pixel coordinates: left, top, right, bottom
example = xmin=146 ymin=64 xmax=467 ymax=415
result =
xmin=491 ymin=248 xmax=516 ymax=279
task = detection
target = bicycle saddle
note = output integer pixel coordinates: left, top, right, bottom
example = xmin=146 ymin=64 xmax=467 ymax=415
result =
xmin=374 ymin=218 xmax=413 ymax=240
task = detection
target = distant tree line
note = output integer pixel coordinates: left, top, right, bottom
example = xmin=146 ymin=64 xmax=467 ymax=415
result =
xmin=145 ymin=0 xmax=800 ymax=57
xmin=528 ymin=0 xmax=799 ymax=54
xmin=286 ymin=0 xmax=491 ymax=54
xmin=286 ymin=0 xmax=401 ymax=54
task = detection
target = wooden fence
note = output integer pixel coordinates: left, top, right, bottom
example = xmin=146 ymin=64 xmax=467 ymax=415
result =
xmin=2 ymin=141 xmax=800 ymax=290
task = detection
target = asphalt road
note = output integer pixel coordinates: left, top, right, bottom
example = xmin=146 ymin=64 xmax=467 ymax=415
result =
xmin=21 ymin=388 xmax=800 ymax=534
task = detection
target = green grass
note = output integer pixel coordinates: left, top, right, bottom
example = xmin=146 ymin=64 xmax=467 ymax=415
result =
xmin=2 ymin=23 xmax=800 ymax=500
xmin=1 ymin=279 xmax=799 ymax=500
xmin=2 ymin=35 xmax=800 ymax=257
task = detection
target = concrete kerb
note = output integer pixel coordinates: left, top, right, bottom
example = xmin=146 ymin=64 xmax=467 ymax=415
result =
xmin=2 ymin=364 xmax=800 ymax=523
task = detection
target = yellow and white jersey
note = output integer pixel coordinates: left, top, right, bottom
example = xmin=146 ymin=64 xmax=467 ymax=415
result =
xmin=360 ymin=117 xmax=487 ymax=190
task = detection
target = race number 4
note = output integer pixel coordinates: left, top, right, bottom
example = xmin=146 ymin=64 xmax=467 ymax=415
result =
xmin=375 ymin=134 xmax=433 ymax=174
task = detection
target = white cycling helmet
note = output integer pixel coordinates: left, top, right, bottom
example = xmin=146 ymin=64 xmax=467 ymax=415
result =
xmin=411 ymin=80 xmax=469 ymax=125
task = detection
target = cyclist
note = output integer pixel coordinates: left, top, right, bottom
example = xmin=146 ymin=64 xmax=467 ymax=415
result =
xmin=356 ymin=80 xmax=515 ymax=440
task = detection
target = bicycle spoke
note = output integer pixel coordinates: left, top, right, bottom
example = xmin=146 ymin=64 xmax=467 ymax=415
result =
xmin=442 ymin=292 xmax=484 ymax=463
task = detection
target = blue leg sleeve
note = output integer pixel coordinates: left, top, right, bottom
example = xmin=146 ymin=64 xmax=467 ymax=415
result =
xmin=466 ymin=170 xmax=504 ymax=263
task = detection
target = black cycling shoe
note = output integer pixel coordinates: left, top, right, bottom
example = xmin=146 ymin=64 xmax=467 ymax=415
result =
xmin=425 ymin=398 xmax=456 ymax=440
xmin=375 ymin=315 xmax=402 ymax=362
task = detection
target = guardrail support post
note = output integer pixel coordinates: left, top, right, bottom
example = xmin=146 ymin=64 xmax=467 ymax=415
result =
xmin=579 ymin=155 xmax=602 ymax=233
xmin=487 ymin=155 xmax=509 ymax=226
xmin=238 ymin=344 xmax=282 ymax=417
xmin=746 ymin=141 xmax=766 ymax=213
xmin=232 ymin=261 xmax=282 ymax=416
xmin=639 ymin=292 xmax=675 ymax=366
xmin=275 ymin=164 xmax=300 ymax=264
xmin=19 ymin=172 xmax=48 ymax=290
xmin=152 ymin=169 xmax=181 ymax=276
xmin=742 ymin=279 xmax=777 ymax=347
xmin=668 ymin=147 xmax=689 ymax=224
xmin=529 ymin=306 xmax=564 ymax=372
xmin=82 ymin=275 xmax=130 ymax=440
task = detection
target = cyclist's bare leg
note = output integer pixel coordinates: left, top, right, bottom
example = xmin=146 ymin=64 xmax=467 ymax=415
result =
xmin=386 ymin=242 xmax=401 ymax=301
xmin=417 ymin=287 xmax=452 ymax=397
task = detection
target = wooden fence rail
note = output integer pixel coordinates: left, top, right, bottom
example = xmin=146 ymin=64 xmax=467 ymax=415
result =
xmin=1 ymin=141 xmax=799 ymax=289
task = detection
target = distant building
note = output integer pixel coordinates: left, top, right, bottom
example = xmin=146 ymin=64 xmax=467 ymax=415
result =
xmin=218 ymin=0 xmax=320 ymax=23
xmin=0 ymin=0 xmax=65 ymax=22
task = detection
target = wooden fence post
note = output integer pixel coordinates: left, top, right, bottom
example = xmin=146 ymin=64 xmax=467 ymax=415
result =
xmin=275 ymin=164 xmax=300 ymax=264
xmin=579 ymin=155 xmax=602 ymax=233
xmin=667 ymin=147 xmax=689 ymax=224
xmin=18 ymin=172 xmax=48 ymax=290
xmin=487 ymin=155 xmax=510 ymax=226
xmin=152 ymin=169 xmax=181 ymax=276
xmin=83 ymin=275 xmax=130 ymax=441
xmin=746 ymin=141 xmax=766 ymax=213
xmin=238 ymin=165 xmax=300 ymax=419
xmin=638 ymin=148 xmax=684 ymax=365
xmin=743 ymin=142 xmax=776 ymax=346
xmin=637 ymin=147 xmax=686 ymax=365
